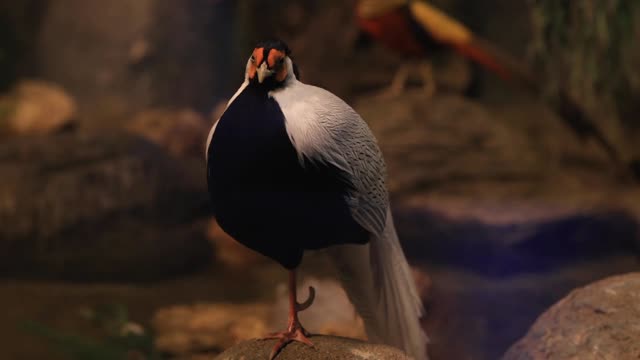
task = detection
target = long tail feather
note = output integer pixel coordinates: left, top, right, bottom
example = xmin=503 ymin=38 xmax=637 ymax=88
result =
xmin=451 ymin=41 xmax=513 ymax=81
xmin=328 ymin=208 xmax=428 ymax=360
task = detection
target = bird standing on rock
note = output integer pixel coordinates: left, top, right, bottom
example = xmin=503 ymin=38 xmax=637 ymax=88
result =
xmin=206 ymin=39 xmax=428 ymax=360
xmin=356 ymin=0 xmax=630 ymax=177
xmin=356 ymin=0 xmax=513 ymax=96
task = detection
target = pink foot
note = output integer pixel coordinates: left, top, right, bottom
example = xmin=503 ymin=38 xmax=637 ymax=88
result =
xmin=263 ymin=322 xmax=313 ymax=360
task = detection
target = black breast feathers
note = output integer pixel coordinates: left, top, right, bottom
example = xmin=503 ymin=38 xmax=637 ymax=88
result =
xmin=206 ymin=85 xmax=369 ymax=269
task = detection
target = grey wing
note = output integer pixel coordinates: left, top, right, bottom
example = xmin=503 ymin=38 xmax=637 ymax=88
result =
xmin=334 ymin=109 xmax=389 ymax=236
xmin=274 ymin=83 xmax=389 ymax=236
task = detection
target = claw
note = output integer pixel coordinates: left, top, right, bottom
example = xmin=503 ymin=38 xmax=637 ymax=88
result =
xmin=296 ymin=286 xmax=315 ymax=312
xmin=266 ymin=326 xmax=314 ymax=360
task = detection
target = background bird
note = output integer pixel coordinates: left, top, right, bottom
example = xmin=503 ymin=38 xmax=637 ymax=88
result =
xmin=206 ymin=40 xmax=428 ymax=360
xmin=355 ymin=0 xmax=632 ymax=178
xmin=355 ymin=0 xmax=513 ymax=97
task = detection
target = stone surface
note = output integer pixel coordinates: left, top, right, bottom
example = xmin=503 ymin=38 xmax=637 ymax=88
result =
xmin=356 ymin=92 xmax=538 ymax=197
xmin=0 ymin=80 xmax=76 ymax=136
xmin=0 ymin=131 xmax=211 ymax=280
xmin=357 ymin=92 xmax=604 ymax=197
xmin=215 ymin=336 xmax=412 ymax=360
xmin=503 ymin=273 xmax=640 ymax=360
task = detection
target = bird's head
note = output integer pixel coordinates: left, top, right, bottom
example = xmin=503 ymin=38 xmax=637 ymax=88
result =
xmin=246 ymin=39 xmax=299 ymax=89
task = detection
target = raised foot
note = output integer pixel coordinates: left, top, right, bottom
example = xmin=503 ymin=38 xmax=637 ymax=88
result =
xmin=264 ymin=325 xmax=314 ymax=360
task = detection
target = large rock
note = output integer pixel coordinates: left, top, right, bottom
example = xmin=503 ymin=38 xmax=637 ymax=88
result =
xmin=356 ymin=93 xmax=540 ymax=196
xmin=503 ymin=273 xmax=640 ymax=360
xmin=215 ymin=336 xmax=412 ymax=360
xmin=356 ymin=92 xmax=640 ymax=276
xmin=0 ymin=131 xmax=211 ymax=281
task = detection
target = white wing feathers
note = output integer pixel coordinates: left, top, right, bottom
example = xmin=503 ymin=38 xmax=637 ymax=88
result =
xmin=270 ymin=80 xmax=388 ymax=236
xmin=271 ymin=75 xmax=428 ymax=360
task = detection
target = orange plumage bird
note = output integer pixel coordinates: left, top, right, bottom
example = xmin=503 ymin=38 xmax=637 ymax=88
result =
xmin=355 ymin=0 xmax=636 ymax=177
xmin=355 ymin=0 xmax=519 ymax=96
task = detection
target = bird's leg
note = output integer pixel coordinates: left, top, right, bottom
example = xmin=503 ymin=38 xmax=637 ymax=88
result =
xmin=376 ymin=63 xmax=411 ymax=99
xmin=376 ymin=61 xmax=437 ymax=98
xmin=388 ymin=63 xmax=412 ymax=96
xmin=264 ymin=270 xmax=315 ymax=360
xmin=419 ymin=61 xmax=437 ymax=98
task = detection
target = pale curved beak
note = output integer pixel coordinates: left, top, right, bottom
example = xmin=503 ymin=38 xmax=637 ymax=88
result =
xmin=257 ymin=62 xmax=274 ymax=83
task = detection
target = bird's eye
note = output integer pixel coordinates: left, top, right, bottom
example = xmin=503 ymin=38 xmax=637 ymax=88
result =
xmin=277 ymin=58 xmax=284 ymax=66
xmin=250 ymin=55 xmax=256 ymax=63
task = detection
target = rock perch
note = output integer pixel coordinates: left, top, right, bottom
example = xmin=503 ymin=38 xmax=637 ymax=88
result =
xmin=215 ymin=335 xmax=412 ymax=360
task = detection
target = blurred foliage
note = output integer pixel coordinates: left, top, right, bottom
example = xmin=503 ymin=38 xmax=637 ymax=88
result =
xmin=21 ymin=303 xmax=163 ymax=360
xmin=530 ymin=0 xmax=640 ymax=135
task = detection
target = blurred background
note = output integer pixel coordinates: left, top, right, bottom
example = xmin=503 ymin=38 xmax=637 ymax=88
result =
xmin=1 ymin=0 xmax=639 ymax=359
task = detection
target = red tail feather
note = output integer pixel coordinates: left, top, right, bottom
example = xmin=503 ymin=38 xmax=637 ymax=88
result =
xmin=451 ymin=41 xmax=512 ymax=81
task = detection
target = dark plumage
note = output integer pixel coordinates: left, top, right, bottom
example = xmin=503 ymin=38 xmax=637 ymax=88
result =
xmin=206 ymin=40 xmax=428 ymax=360
xmin=207 ymin=78 xmax=368 ymax=269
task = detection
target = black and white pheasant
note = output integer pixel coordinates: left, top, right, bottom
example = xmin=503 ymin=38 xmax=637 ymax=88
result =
xmin=206 ymin=40 xmax=428 ymax=360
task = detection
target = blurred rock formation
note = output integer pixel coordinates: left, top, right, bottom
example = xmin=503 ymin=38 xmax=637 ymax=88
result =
xmin=503 ymin=273 xmax=640 ymax=360
xmin=214 ymin=336 xmax=411 ymax=360
xmin=0 ymin=131 xmax=211 ymax=281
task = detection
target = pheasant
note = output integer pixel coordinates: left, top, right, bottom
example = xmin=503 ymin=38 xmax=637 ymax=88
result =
xmin=355 ymin=0 xmax=627 ymax=175
xmin=206 ymin=39 xmax=428 ymax=360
